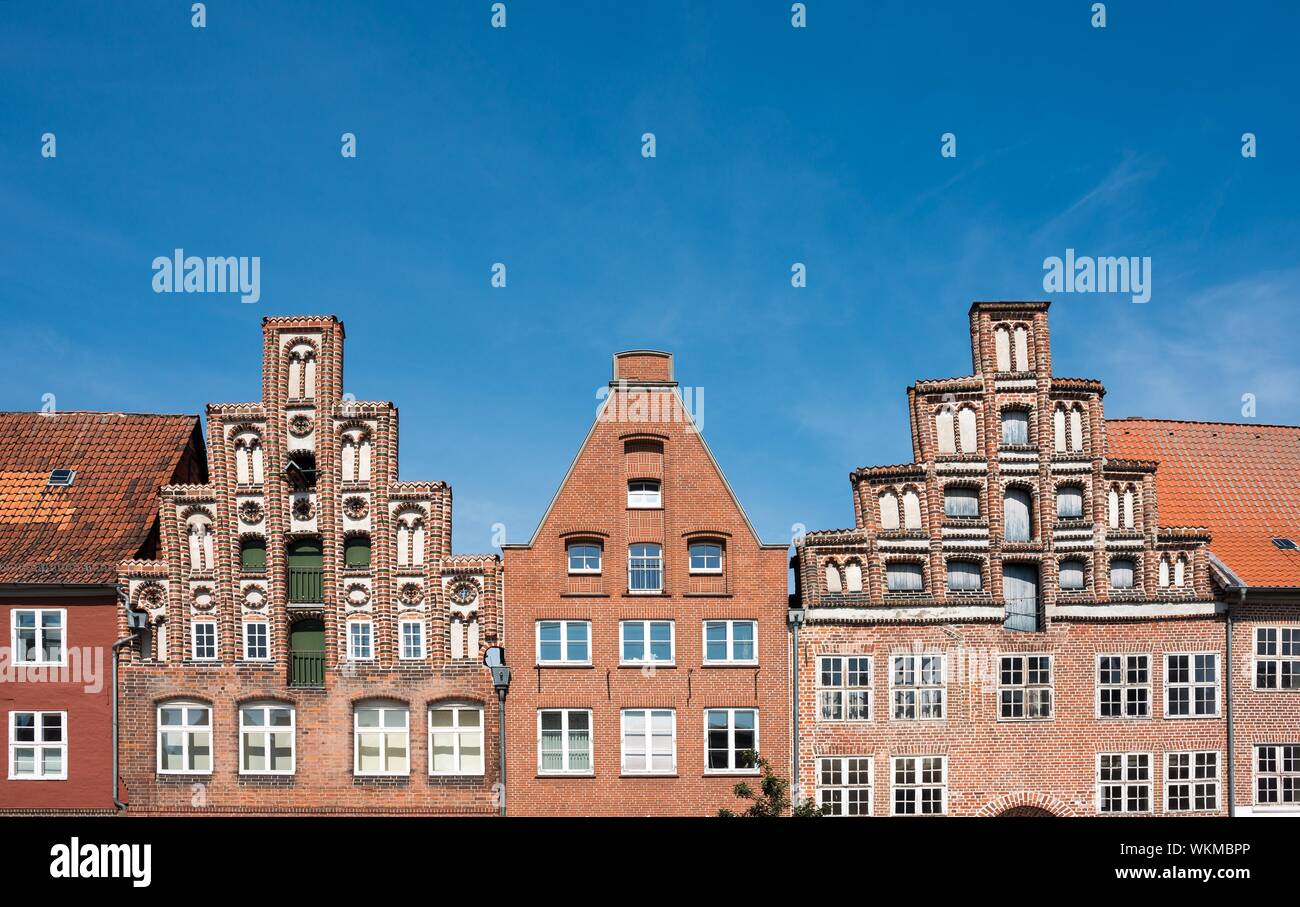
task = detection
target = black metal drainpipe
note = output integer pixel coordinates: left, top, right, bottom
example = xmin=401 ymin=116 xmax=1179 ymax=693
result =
xmin=110 ymin=625 xmax=134 ymax=812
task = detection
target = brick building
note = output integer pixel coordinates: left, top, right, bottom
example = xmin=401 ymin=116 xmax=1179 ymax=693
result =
xmin=501 ymin=351 xmax=790 ymax=816
xmin=116 ymin=316 xmax=504 ymax=815
xmin=794 ymin=302 xmax=1228 ymax=816
xmin=0 ymin=411 xmax=204 ymax=814
xmin=1110 ymin=419 xmax=1300 ymax=816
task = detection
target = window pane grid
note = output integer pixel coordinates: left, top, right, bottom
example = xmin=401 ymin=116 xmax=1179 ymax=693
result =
xmin=538 ymin=709 xmax=592 ymax=774
xmin=891 ymin=756 xmax=946 ymax=815
xmin=817 ymin=656 xmax=872 ymax=721
xmin=891 ymin=655 xmax=945 ymax=720
xmin=1165 ymin=653 xmax=1218 ymax=717
xmin=1097 ymin=654 xmax=1151 ymax=718
xmin=1097 ymin=752 xmax=1151 ymax=813
xmin=998 ymin=655 xmax=1053 ymax=720
xmin=817 ymin=756 xmax=872 ymax=816
xmin=9 ymin=711 xmax=66 ymax=779
xmin=1165 ymin=751 xmax=1219 ymax=812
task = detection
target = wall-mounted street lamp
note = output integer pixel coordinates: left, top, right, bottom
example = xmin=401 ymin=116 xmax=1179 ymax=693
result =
xmin=483 ymin=646 xmax=511 ymax=817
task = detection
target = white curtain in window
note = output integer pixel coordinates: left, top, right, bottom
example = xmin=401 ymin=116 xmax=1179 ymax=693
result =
xmin=1002 ymin=411 xmax=1029 ymax=445
xmin=947 ymin=561 xmax=982 ymax=592
xmin=944 ymin=487 xmax=979 ymax=518
xmin=1056 ymin=487 xmax=1083 ymax=519
xmin=1059 ymin=560 xmax=1085 ymax=590
xmin=886 ymin=562 xmax=924 ymax=592
xmin=1110 ymin=559 xmax=1135 ymax=589
xmin=1004 ymin=489 xmax=1032 ymax=541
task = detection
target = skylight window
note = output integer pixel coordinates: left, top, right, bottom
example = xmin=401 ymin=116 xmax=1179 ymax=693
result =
xmin=1272 ymin=537 xmax=1298 ymax=551
xmin=47 ymin=469 xmax=75 ymax=487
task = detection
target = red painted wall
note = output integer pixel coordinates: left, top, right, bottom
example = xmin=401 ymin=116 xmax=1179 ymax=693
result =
xmin=0 ymin=595 xmax=119 ymax=812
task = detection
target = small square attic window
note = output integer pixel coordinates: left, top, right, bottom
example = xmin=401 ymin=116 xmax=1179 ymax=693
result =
xmin=47 ymin=469 xmax=76 ymax=487
xmin=1272 ymin=537 xmax=1298 ymax=551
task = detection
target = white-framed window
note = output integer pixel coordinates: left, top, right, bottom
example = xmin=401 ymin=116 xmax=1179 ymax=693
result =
xmin=688 ymin=542 xmax=723 ymax=574
xmin=1110 ymin=558 xmax=1136 ymax=590
xmin=538 ymin=709 xmax=592 ymax=774
xmin=428 ymin=704 xmax=484 ymax=776
xmin=400 ymin=619 xmax=425 ymax=660
xmin=620 ymin=620 xmax=674 ymax=665
xmin=1097 ymin=654 xmax=1151 ymax=719
xmin=567 ymin=542 xmax=602 ymax=574
xmin=621 ymin=709 xmax=676 ymax=774
xmin=885 ymin=562 xmax=924 ymax=592
xmin=353 ymin=702 xmax=409 ymax=775
xmin=242 ymin=621 xmax=269 ymax=661
xmin=1166 ymin=653 xmax=1219 ymax=718
xmin=1255 ymin=628 xmax=1300 ymax=690
xmin=705 ymin=708 xmax=758 ymax=774
xmin=891 ymin=755 xmax=946 ymax=815
xmin=1255 ymin=744 xmax=1300 ymax=807
xmin=1165 ymin=751 xmax=1220 ymax=813
xmin=628 ymin=543 xmax=663 ymax=593
xmin=239 ymin=703 xmax=294 ymax=775
xmin=8 ymin=711 xmax=66 ymax=780
xmin=891 ymin=654 xmax=945 ymax=720
xmin=157 ymin=702 xmax=212 ymax=774
xmin=1059 ymin=558 xmax=1086 ymax=591
xmin=946 ymin=560 xmax=982 ymax=592
xmin=818 ymin=655 xmax=871 ymax=721
xmin=10 ymin=609 xmax=65 ymax=665
xmin=998 ymin=654 xmax=1053 ymax=720
xmin=702 ymin=619 xmax=757 ymax=665
xmin=1097 ymin=752 xmax=1152 ymax=813
xmin=627 ymin=480 xmax=661 ymax=509
xmin=347 ymin=621 xmax=373 ymax=660
xmin=536 ymin=620 xmax=590 ymax=665
xmin=191 ymin=620 xmax=217 ymax=661
xmin=943 ymin=486 xmax=980 ymax=518
xmin=818 ymin=756 xmax=872 ymax=816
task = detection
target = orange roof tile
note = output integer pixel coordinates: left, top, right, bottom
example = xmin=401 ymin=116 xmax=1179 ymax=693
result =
xmin=1107 ymin=418 xmax=1300 ymax=588
xmin=0 ymin=412 xmax=202 ymax=585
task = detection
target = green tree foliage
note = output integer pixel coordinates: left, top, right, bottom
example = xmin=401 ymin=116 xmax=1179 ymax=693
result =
xmin=717 ymin=751 xmax=826 ymax=817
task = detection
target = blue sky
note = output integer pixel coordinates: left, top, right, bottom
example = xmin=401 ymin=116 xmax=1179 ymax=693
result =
xmin=2 ymin=1 xmax=1298 ymax=552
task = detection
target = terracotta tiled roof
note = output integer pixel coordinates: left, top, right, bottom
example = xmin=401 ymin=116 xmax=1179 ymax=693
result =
xmin=0 ymin=412 xmax=202 ymax=585
xmin=1107 ymin=418 xmax=1300 ymax=588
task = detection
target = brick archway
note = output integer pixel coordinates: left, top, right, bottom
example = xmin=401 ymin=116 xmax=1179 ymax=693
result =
xmin=976 ymin=792 xmax=1078 ymax=817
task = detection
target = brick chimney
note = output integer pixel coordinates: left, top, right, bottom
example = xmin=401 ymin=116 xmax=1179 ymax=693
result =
xmin=611 ymin=350 xmax=675 ymax=385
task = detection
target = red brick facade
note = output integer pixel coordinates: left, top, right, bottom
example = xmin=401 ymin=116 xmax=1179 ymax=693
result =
xmin=115 ymin=317 xmax=503 ymax=815
xmin=500 ymin=351 xmax=790 ymax=815
xmin=794 ymin=302 xmax=1229 ymax=816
